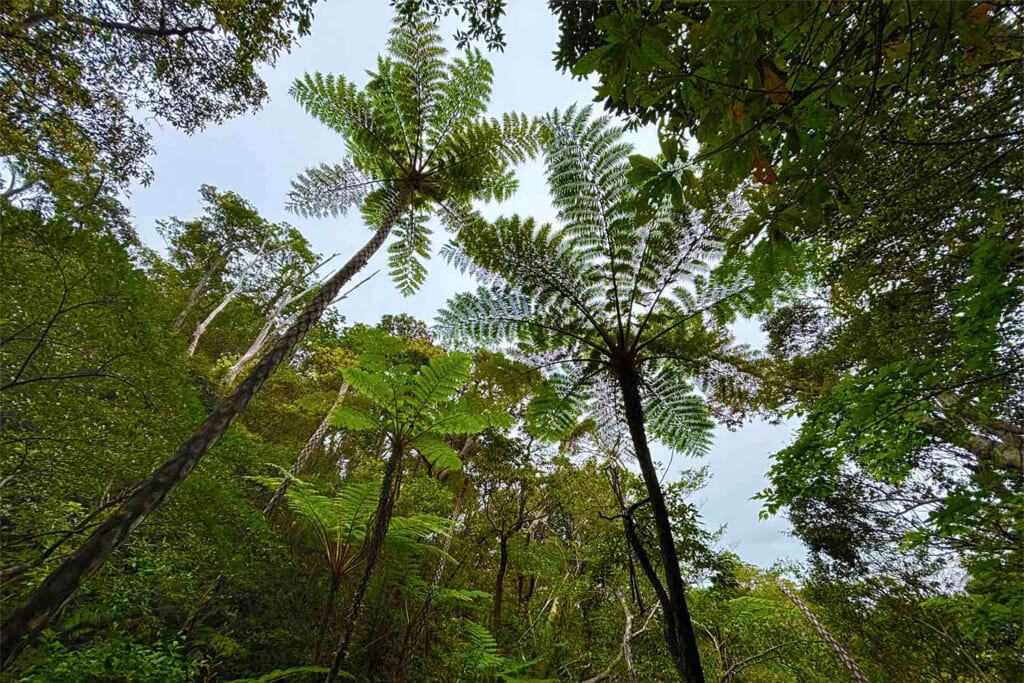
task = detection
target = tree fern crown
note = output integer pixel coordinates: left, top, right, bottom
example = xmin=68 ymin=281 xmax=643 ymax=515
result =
xmin=439 ymin=105 xmax=760 ymax=456
xmin=288 ymin=15 xmax=540 ymax=295
xmin=328 ymin=333 xmax=512 ymax=474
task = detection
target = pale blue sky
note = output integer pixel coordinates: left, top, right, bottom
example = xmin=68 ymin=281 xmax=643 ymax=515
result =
xmin=128 ymin=0 xmax=803 ymax=568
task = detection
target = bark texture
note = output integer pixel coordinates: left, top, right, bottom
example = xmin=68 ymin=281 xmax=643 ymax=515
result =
xmin=264 ymin=382 xmax=350 ymax=514
xmin=777 ymin=580 xmax=869 ymax=683
xmin=617 ymin=368 xmax=706 ymax=683
xmin=327 ymin=437 xmax=405 ymax=682
xmin=0 ymin=182 xmax=412 ymax=670
xmin=492 ymin=537 xmax=509 ymax=629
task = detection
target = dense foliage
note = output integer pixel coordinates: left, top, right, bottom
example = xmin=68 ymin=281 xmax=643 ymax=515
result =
xmin=2 ymin=2 xmax=1020 ymax=682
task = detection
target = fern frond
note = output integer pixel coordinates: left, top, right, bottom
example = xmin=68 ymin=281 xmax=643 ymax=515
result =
xmin=642 ymin=366 xmax=714 ymax=456
xmin=411 ymin=434 xmax=464 ymax=472
xmin=225 ymin=665 xmax=339 ymax=682
xmin=388 ymin=211 xmax=432 ymax=295
xmin=286 ymin=158 xmax=376 ymax=219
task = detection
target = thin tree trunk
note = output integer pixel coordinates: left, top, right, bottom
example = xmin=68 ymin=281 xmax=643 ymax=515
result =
xmin=617 ymin=368 xmax=705 ymax=683
xmin=175 ymin=253 xmax=228 ymax=332
xmin=777 ymin=580 xmax=869 ymax=683
xmin=492 ymin=536 xmax=509 ymax=630
xmin=224 ymin=254 xmax=343 ymax=386
xmin=0 ymin=182 xmax=412 ymax=670
xmin=397 ymin=471 xmax=471 ymax=678
xmin=326 ymin=437 xmax=405 ymax=682
xmin=187 ymin=243 xmax=289 ymax=356
xmin=265 ymin=382 xmax=349 ymax=514
xmin=225 ymin=311 xmax=279 ymax=385
xmin=313 ymin=579 xmax=341 ymax=663
xmin=582 ymin=591 xmax=655 ymax=683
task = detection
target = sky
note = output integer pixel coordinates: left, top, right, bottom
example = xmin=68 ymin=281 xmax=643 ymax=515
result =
xmin=127 ymin=0 xmax=804 ymax=568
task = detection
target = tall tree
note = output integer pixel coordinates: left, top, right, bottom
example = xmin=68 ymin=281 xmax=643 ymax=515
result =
xmin=439 ymin=105 xmax=758 ymax=683
xmin=155 ymin=186 xmax=300 ymax=334
xmin=553 ymin=0 xmax=1023 ymax=627
xmin=0 ymin=14 xmax=534 ymax=667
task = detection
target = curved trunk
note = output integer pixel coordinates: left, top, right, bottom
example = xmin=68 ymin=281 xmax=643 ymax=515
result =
xmin=265 ymin=382 xmax=349 ymax=514
xmin=225 ymin=314 xmax=278 ymax=386
xmin=326 ymin=437 xmax=405 ymax=682
xmin=617 ymin=368 xmax=705 ymax=683
xmin=0 ymin=182 xmax=412 ymax=670
xmin=777 ymin=581 xmax=869 ymax=683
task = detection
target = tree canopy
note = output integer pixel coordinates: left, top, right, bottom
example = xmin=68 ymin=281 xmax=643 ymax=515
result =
xmin=1 ymin=3 xmax=1021 ymax=682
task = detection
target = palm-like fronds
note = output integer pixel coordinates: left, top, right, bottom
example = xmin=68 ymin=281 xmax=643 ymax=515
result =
xmin=288 ymin=15 xmax=541 ymax=295
xmin=438 ymin=105 xmax=755 ymax=455
xmin=329 ymin=334 xmax=511 ymax=470
xmin=249 ymin=475 xmax=454 ymax=572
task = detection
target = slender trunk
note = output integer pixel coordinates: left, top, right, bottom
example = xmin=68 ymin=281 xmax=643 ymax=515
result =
xmin=313 ymin=579 xmax=340 ymax=663
xmin=582 ymin=591 xmax=654 ymax=683
xmin=492 ymin=536 xmax=509 ymax=629
xmin=777 ymin=581 xmax=869 ymax=683
xmin=225 ymin=313 xmax=278 ymax=385
xmin=226 ymin=252 xmax=343 ymax=386
xmin=0 ymin=182 xmax=412 ymax=670
xmin=265 ymin=382 xmax=350 ymax=514
xmin=188 ymin=243 xmax=288 ymax=356
xmin=397 ymin=473 xmax=471 ymax=678
xmin=327 ymin=437 xmax=405 ymax=682
xmin=620 ymin=594 xmax=637 ymax=683
xmin=608 ymin=466 xmax=645 ymax=613
xmin=524 ymin=575 xmax=536 ymax=612
xmin=617 ymin=368 xmax=705 ymax=683
xmin=187 ymin=276 xmax=243 ymax=356
xmin=175 ymin=253 xmax=227 ymax=332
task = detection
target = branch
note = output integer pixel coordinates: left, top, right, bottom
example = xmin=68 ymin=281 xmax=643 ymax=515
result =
xmin=69 ymin=15 xmax=213 ymax=38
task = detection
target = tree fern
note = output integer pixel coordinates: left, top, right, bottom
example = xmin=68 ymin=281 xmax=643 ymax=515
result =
xmin=288 ymin=15 xmax=541 ymax=296
xmin=324 ymin=331 xmax=512 ymax=678
xmin=437 ymin=104 xmax=761 ymax=683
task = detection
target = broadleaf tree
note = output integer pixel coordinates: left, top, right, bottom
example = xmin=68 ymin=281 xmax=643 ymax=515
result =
xmin=0 ymin=14 xmax=535 ymax=666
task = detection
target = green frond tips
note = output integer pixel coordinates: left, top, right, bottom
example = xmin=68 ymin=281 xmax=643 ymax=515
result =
xmin=224 ymin=665 xmax=340 ymax=682
xmin=642 ymin=366 xmax=714 ymax=456
xmin=458 ymin=620 xmax=550 ymax=681
xmin=388 ymin=212 xmax=432 ymax=296
xmin=334 ymin=344 xmax=498 ymax=448
xmin=410 ymin=434 xmax=464 ymax=472
xmin=435 ymin=286 xmax=540 ymax=349
xmin=287 ymin=158 xmax=374 ymax=219
xmin=290 ymin=14 xmax=540 ymax=296
xmin=524 ymin=370 xmax=591 ymax=442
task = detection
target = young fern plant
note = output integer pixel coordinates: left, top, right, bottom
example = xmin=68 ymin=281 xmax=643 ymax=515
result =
xmin=324 ymin=334 xmax=511 ymax=681
xmin=249 ymin=476 xmax=453 ymax=662
xmin=438 ymin=105 xmax=760 ymax=683
xmin=0 ymin=16 xmax=537 ymax=665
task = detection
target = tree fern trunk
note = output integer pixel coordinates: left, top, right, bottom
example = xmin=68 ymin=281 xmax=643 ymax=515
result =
xmin=0 ymin=181 xmax=413 ymax=670
xmin=777 ymin=580 xmax=870 ymax=683
xmin=327 ymin=437 xmax=405 ymax=682
xmin=265 ymin=382 xmax=350 ymax=514
xmin=617 ymin=368 xmax=705 ymax=683
xmin=313 ymin=578 xmax=341 ymax=663
xmin=492 ymin=536 xmax=509 ymax=629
